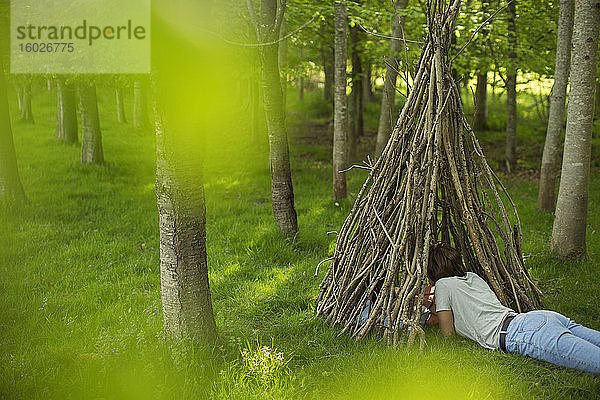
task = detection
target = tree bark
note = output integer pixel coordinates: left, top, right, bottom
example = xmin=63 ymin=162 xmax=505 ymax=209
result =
xmin=0 ymin=65 xmax=26 ymax=204
xmin=298 ymin=47 xmax=304 ymax=101
xmin=538 ymin=0 xmax=574 ymax=212
xmin=375 ymin=0 xmax=409 ymax=157
xmin=594 ymin=80 xmax=600 ymax=120
xmin=505 ymin=1 xmax=517 ymax=172
xmin=348 ymin=26 xmax=363 ymax=161
xmin=279 ymin=18 xmax=287 ymax=108
xmin=134 ymin=79 xmax=151 ymax=130
xmin=473 ymin=71 xmax=488 ymax=131
xmin=79 ymin=81 xmax=104 ymax=164
xmin=362 ymin=59 xmax=375 ymax=103
xmin=20 ymin=79 xmax=34 ymax=123
xmin=56 ymin=76 xmax=78 ymax=143
xmin=155 ymin=109 xmax=217 ymax=344
xmin=321 ymin=22 xmax=334 ymax=103
xmin=333 ymin=1 xmax=348 ymax=201
xmin=347 ymin=85 xmax=356 ymax=161
xmin=350 ymin=27 xmax=364 ymax=139
xmin=116 ymin=86 xmax=127 ymax=123
xmin=551 ymin=0 xmax=599 ymax=258
xmin=254 ymin=0 xmax=298 ymax=236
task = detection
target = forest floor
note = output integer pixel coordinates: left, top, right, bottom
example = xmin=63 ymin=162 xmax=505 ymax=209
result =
xmin=1 ymin=83 xmax=599 ymax=399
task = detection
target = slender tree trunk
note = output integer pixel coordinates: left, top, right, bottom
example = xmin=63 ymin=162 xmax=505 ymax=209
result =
xmin=134 ymin=79 xmax=151 ymax=130
xmin=594 ymin=80 xmax=600 ymax=120
xmin=116 ymin=86 xmax=127 ymax=123
xmin=473 ymin=71 xmax=488 ymax=131
xmin=20 ymin=80 xmax=34 ymax=123
xmin=56 ymin=77 xmax=78 ymax=143
xmin=0 ymin=66 xmax=26 ymax=204
xmin=375 ymin=0 xmax=409 ymax=157
xmin=505 ymin=1 xmax=517 ymax=172
xmin=155 ymin=109 xmax=217 ymax=344
xmin=79 ymin=81 xmax=104 ymax=164
xmin=351 ymin=27 xmax=363 ymax=139
xmin=551 ymin=0 xmax=599 ymax=258
xmin=349 ymin=26 xmax=363 ymax=161
xmin=491 ymin=67 xmax=497 ymax=103
xmin=255 ymin=0 xmax=298 ymax=236
xmin=298 ymin=47 xmax=304 ymax=101
xmin=279 ymin=18 xmax=287 ymax=108
xmin=538 ymin=0 xmax=574 ymax=211
xmin=347 ymin=85 xmax=356 ymax=161
xmin=333 ymin=1 xmax=348 ymax=201
xmin=298 ymin=76 xmax=305 ymax=101
xmin=362 ymin=59 xmax=375 ymax=103
xmin=321 ymin=23 xmax=334 ymax=103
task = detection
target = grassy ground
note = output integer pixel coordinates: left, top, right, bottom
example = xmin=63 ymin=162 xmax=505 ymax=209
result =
xmin=1 ymin=80 xmax=599 ymax=399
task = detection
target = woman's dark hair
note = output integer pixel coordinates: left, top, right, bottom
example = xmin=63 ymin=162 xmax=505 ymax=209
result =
xmin=427 ymin=242 xmax=466 ymax=283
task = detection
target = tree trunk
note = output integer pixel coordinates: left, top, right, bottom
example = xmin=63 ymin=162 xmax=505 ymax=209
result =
xmin=349 ymin=26 xmax=363 ymax=161
xmin=505 ymin=1 xmax=517 ymax=172
xmin=279 ymin=18 xmax=287 ymax=108
xmin=155 ymin=110 xmax=217 ymax=344
xmin=134 ymin=79 xmax=151 ymax=130
xmin=0 ymin=66 xmax=26 ymax=204
xmin=297 ymin=47 xmax=304 ymax=101
xmin=594 ymin=80 xmax=600 ymax=120
xmin=20 ymin=80 xmax=34 ymax=123
xmin=473 ymin=71 xmax=488 ymax=131
xmin=333 ymin=1 xmax=348 ymax=201
xmin=256 ymin=0 xmax=298 ymax=236
xmin=362 ymin=59 xmax=375 ymax=103
xmin=116 ymin=86 xmax=127 ymax=123
xmin=347 ymin=85 xmax=356 ymax=161
xmin=375 ymin=0 xmax=409 ymax=157
xmin=56 ymin=77 xmax=78 ymax=143
xmin=350 ymin=27 xmax=364 ymax=140
xmin=321 ymin=23 xmax=334 ymax=103
xmin=491 ymin=67 xmax=497 ymax=103
xmin=551 ymin=0 xmax=599 ymax=258
xmin=79 ymin=81 xmax=104 ymax=164
xmin=538 ymin=0 xmax=574 ymax=212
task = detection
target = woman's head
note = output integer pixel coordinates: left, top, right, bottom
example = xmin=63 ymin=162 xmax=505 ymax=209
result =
xmin=427 ymin=242 xmax=466 ymax=283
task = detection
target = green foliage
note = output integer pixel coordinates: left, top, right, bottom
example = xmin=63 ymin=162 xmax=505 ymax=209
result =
xmin=211 ymin=339 xmax=295 ymax=399
xmin=452 ymin=0 xmax=558 ymax=79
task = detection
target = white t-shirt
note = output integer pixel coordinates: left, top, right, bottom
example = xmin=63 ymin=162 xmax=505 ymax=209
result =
xmin=435 ymin=272 xmax=516 ymax=350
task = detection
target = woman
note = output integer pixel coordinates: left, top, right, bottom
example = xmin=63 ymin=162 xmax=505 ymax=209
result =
xmin=429 ymin=243 xmax=600 ymax=374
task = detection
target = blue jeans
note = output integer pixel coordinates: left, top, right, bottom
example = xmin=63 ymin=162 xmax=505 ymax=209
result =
xmin=504 ymin=310 xmax=600 ymax=374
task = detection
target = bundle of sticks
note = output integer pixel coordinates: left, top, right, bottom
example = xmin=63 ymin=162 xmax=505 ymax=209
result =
xmin=316 ymin=0 xmax=542 ymax=348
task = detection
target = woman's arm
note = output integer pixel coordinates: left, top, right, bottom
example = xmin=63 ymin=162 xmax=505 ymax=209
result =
xmin=437 ymin=310 xmax=455 ymax=337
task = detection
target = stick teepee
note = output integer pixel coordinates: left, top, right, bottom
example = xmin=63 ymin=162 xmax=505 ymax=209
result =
xmin=316 ymin=0 xmax=542 ymax=348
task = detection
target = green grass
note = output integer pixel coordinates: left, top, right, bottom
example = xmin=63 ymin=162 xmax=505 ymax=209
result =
xmin=1 ymin=80 xmax=599 ymax=399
